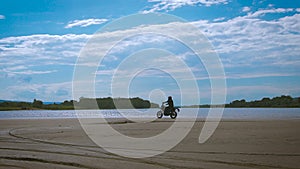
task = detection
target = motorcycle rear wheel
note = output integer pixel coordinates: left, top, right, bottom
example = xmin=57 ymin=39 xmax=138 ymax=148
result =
xmin=170 ymin=111 xmax=177 ymax=119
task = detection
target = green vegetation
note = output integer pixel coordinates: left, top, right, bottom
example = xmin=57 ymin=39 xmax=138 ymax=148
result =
xmin=75 ymin=97 xmax=158 ymax=109
xmin=182 ymin=95 xmax=300 ymax=108
xmin=1 ymin=95 xmax=299 ymax=111
xmin=0 ymin=97 xmax=159 ymax=111
xmin=226 ymin=95 xmax=300 ymax=108
xmin=0 ymin=101 xmax=32 ymax=111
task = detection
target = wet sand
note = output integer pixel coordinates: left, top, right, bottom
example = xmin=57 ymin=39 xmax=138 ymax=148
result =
xmin=0 ymin=118 xmax=299 ymax=169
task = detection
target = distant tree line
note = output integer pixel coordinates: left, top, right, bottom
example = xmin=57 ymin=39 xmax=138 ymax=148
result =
xmin=0 ymin=97 xmax=159 ymax=110
xmin=226 ymin=95 xmax=300 ymax=108
xmin=75 ymin=97 xmax=158 ymax=109
xmin=181 ymin=95 xmax=300 ymax=108
xmin=1 ymin=95 xmax=300 ymax=111
xmin=0 ymin=101 xmax=33 ymax=110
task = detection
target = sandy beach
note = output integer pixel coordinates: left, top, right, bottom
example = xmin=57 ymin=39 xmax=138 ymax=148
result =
xmin=0 ymin=118 xmax=299 ymax=169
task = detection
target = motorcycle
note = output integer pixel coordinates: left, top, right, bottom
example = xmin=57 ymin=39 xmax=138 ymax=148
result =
xmin=156 ymin=102 xmax=180 ymax=119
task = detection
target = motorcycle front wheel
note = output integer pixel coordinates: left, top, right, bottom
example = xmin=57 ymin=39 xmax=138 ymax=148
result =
xmin=157 ymin=111 xmax=163 ymax=119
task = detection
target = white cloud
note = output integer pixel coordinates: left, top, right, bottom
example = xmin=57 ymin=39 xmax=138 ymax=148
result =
xmin=1 ymin=9 xmax=300 ymax=102
xmin=227 ymin=85 xmax=299 ymax=99
xmin=1 ymin=10 xmax=299 ymax=72
xmin=192 ymin=11 xmax=300 ymax=68
xmin=0 ymin=34 xmax=91 ymax=66
xmin=247 ymin=8 xmax=294 ymax=18
xmin=213 ymin=17 xmax=225 ymax=22
xmin=4 ymin=69 xmax=57 ymax=76
xmin=143 ymin=0 xmax=228 ymax=13
xmin=1 ymin=63 xmax=57 ymax=77
xmin=0 ymin=14 xmax=5 ymax=19
xmin=63 ymin=11 xmax=300 ymax=78
xmin=268 ymin=4 xmax=274 ymax=8
xmin=2 ymin=81 xmax=72 ymax=102
xmin=279 ymin=13 xmax=300 ymax=33
xmin=242 ymin=6 xmax=251 ymax=12
xmin=0 ymin=33 xmax=92 ymax=83
xmin=226 ymin=72 xmax=299 ymax=79
xmin=65 ymin=18 xmax=108 ymax=28
xmin=192 ymin=72 xmax=300 ymax=81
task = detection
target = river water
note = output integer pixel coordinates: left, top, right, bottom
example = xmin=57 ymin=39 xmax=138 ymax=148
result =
xmin=0 ymin=108 xmax=300 ymax=120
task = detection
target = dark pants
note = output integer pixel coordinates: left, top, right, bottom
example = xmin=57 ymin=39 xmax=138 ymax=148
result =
xmin=164 ymin=106 xmax=174 ymax=115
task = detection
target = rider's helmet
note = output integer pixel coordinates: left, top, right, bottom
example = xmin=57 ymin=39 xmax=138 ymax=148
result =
xmin=168 ymin=96 xmax=172 ymax=100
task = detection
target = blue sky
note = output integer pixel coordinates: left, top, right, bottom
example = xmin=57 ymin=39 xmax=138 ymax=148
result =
xmin=0 ymin=0 xmax=300 ymax=105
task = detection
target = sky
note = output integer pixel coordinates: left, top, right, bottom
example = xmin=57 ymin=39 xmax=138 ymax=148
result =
xmin=0 ymin=0 xmax=300 ymax=105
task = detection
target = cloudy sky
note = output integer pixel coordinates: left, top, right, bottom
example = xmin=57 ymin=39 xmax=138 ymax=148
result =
xmin=0 ymin=0 xmax=299 ymax=105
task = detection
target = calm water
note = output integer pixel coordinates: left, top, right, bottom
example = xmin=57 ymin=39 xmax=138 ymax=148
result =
xmin=0 ymin=108 xmax=300 ymax=120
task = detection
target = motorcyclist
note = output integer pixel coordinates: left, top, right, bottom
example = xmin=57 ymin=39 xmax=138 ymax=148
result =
xmin=163 ymin=96 xmax=174 ymax=113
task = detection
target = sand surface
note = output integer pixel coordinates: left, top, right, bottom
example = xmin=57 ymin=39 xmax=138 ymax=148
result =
xmin=0 ymin=118 xmax=299 ymax=169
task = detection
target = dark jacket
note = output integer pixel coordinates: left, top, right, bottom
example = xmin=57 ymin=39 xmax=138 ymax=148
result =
xmin=166 ymin=98 xmax=174 ymax=108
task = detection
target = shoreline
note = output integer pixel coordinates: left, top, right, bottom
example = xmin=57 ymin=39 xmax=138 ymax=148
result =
xmin=1 ymin=117 xmax=300 ymax=121
xmin=1 ymin=107 xmax=300 ymax=121
xmin=1 ymin=107 xmax=300 ymax=111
